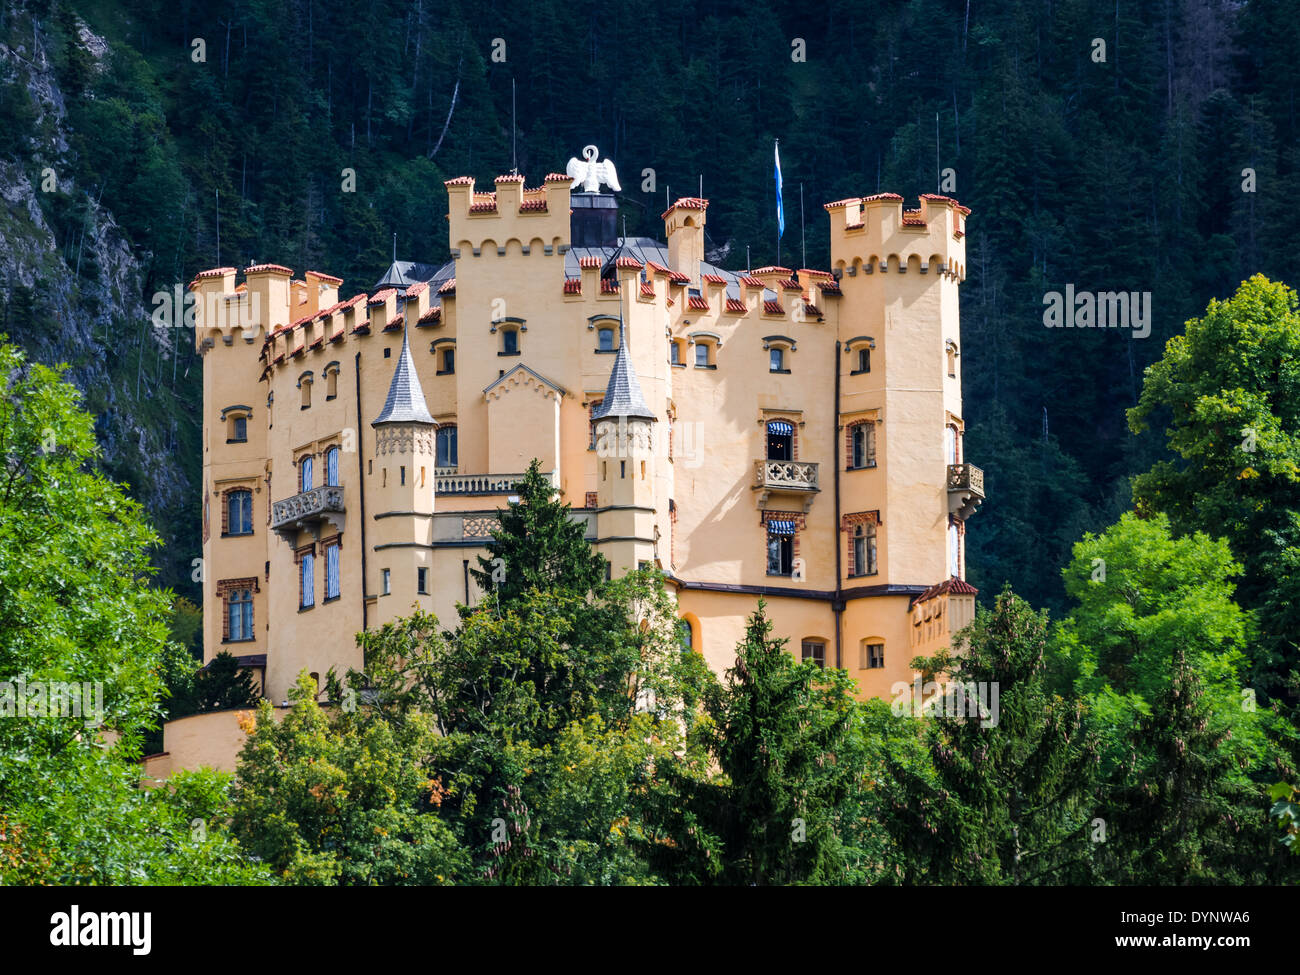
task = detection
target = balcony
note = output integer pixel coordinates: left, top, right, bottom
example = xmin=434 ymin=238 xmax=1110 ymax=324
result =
xmin=271 ymin=485 xmax=345 ymax=535
xmin=435 ymin=469 xmax=559 ymax=496
xmin=947 ymin=463 xmax=985 ymax=519
xmin=753 ymin=459 xmax=820 ymax=511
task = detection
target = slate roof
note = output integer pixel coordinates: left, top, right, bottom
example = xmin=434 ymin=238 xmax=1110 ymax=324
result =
xmin=592 ymin=323 xmax=657 ymax=423
xmin=372 ymin=328 xmax=435 ymax=426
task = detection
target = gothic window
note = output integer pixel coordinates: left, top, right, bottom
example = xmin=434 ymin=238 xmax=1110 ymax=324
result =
xmin=436 ymin=425 xmax=458 ymax=468
xmin=226 ymin=489 xmax=253 ymax=536
xmin=226 ymin=588 xmax=254 ymax=642
xmin=326 ymin=446 xmax=340 ymax=487
xmin=848 ymin=421 xmax=876 ymax=469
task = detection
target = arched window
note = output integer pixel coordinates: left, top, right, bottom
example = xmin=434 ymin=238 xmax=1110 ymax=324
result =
xmin=300 ymin=455 xmax=314 ymax=492
xmin=324 ymin=363 xmax=340 ymax=400
xmin=226 ymin=489 xmax=253 ymax=536
xmin=325 ymin=446 xmax=340 ymax=486
xmin=801 ymin=639 xmax=826 ymax=668
xmin=766 ymin=420 xmax=794 ymax=461
xmin=677 ymin=619 xmax=693 ymax=653
xmin=946 ymin=424 xmax=960 ymax=465
xmin=436 ymin=425 xmax=458 ymax=468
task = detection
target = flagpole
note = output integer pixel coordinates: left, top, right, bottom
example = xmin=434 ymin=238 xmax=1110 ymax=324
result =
xmin=800 ymin=182 xmax=805 ymax=269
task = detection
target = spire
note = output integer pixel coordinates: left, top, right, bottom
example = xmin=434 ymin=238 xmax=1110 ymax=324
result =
xmin=592 ymin=323 xmax=656 ymax=422
xmin=372 ymin=328 xmax=435 ymax=426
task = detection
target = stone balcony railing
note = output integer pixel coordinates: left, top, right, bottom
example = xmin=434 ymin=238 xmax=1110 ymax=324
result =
xmin=753 ymin=459 xmax=820 ymax=511
xmin=271 ymin=485 xmax=345 ymax=534
xmin=435 ymin=469 xmax=559 ymax=495
xmin=947 ymin=463 xmax=985 ymax=519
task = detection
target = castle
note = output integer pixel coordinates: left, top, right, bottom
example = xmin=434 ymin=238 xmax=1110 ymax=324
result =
xmin=158 ymin=151 xmax=981 ymax=774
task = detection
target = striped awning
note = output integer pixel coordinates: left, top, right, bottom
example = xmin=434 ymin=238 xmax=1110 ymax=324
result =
xmin=767 ymin=519 xmax=796 ymax=535
xmin=767 ymin=420 xmax=794 ymax=436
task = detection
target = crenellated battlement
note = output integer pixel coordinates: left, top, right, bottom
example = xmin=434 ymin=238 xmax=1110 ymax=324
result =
xmin=445 ymin=172 xmax=571 ymax=259
xmin=824 ymin=193 xmax=970 ymax=281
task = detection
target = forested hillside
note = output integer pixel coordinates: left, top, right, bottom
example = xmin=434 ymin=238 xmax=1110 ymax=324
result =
xmin=1 ymin=0 xmax=1297 ymax=612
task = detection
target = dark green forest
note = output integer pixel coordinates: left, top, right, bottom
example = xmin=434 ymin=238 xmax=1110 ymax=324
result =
xmin=4 ymin=0 xmax=1297 ymax=614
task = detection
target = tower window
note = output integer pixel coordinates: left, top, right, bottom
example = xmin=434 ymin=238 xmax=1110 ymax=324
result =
xmin=436 ymin=426 xmax=458 ymax=468
xmin=769 ymin=347 xmax=785 ymax=372
xmin=670 ymin=340 xmax=682 ymax=365
xmin=325 ymin=541 xmax=340 ymax=601
xmin=439 ymin=347 xmax=455 ymax=374
xmin=848 ymin=421 xmax=876 ymax=469
xmin=230 ymin=414 xmax=248 ymax=442
xmin=766 ymin=520 xmax=795 ymax=576
xmin=694 ymin=342 xmax=711 ymax=367
xmin=381 ymin=568 xmax=391 ymax=595
xmin=417 ymin=566 xmax=429 ymax=594
xmin=299 ymin=373 xmax=313 ymax=409
xmin=226 ymin=588 xmax=254 ymax=642
xmin=850 ymin=521 xmax=877 ymax=577
xmin=324 ymin=364 xmax=340 ymax=400
xmin=500 ymin=328 xmax=519 ymax=356
xmin=855 ymin=347 xmax=871 ymax=374
xmin=597 ymin=327 xmax=615 ymax=352
xmin=326 ymin=446 xmax=340 ymax=487
xmin=299 ymin=550 xmax=315 ymax=610
xmin=801 ymin=639 xmax=825 ymax=668
xmin=225 ymin=489 xmax=253 ymax=536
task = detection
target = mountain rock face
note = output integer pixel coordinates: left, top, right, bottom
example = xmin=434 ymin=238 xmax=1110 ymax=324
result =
xmin=0 ymin=6 xmax=199 ymax=595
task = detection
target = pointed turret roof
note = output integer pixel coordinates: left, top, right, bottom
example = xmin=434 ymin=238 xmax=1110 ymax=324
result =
xmin=372 ymin=328 xmax=435 ymax=426
xmin=592 ymin=323 xmax=656 ymax=422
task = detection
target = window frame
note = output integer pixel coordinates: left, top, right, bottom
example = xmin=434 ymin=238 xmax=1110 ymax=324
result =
xmin=801 ymin=639 xmax=826 ymax=668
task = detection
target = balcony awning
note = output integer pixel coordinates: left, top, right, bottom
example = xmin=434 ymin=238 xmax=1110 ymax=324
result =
xmin=767 ymin=420 xmax=794 ymax=436
xmin=767 ymin=519 xmax=796 ymax=534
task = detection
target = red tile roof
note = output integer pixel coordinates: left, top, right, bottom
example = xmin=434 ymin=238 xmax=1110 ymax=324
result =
xmin=563 ymin=278 xmax=582 ymax=295
xmin=383 ymin=315 xmax=404 ymax=332
xmin=444 ymin=176 xmax=475 ymax=186
xmin=640 ymin=282 xmax=655 ymax=297
xmin=861 ymin=192 xmax=904 ymax=203
xmin=913 ymin=577 xmax=979 ymax=604
xmin=368 ymin=288 xmax=397 ymax=305
xmin=724 ymin=297 xmax=746 ymax=314
xmin=495 ymin=173 xmax=525 ymax=182
xmin=518 ymin=198 xmax=548 ymax=211
xmin=403 ymin=280 xmax=429 ymax=297
xmin=920 ymin=193 xmax=972 ymax=215
xmin=418 ymin=307 xmax=442 ymax=325
xmin=544 ymin=172 xmax=569 ymax=182
xmin=244 ymin=263 xmax=294 ymax=275
xmin=305 ymin=270 xmax=343 ymax=284
xmin=579 ymin=256 xmax=601 ymax=269
xmin=799 ymin=268 xmax=833 ymax=279
xmin=701 ymin=273 xmax=726 ymax=285
xmin=600 ymin=278 xmax=620 ymax=294
xmin=750 ymin=265 xmax=792 ymax=275
xmin=661 ymin=196 xmax=709 ymax=219
xmin=438 ymin=278 xmax=456 ymax=295
xmin=615 ymin=256 xmax=643 ymax=269
xmin=739 ymin=275 xmax=765 ymax=288
xmin=763 ymin=299 xmax=783 ymax=315
xmin=687 ymin=295 xmax=709 ymax=311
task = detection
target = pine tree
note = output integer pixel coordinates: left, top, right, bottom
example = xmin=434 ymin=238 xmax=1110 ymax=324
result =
xmin=470 ymin=459 xmax=607 ymax=606
xmin=879 ymin=588 xmax=1096 ymax=884
xmin=651 ymin=600 xmax=861 ymax=885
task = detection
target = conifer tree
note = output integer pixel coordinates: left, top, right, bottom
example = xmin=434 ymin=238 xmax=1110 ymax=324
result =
xmin=879 ymin=589 xmax=1096 ymax=885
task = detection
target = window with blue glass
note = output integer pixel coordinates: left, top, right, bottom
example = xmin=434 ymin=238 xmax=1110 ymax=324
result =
xmin=326 ymin=446 xmax=340 ymax=487
xmin=226 ymin=489 xmax=253 ymax=536
xmin=325 ymin=542 xmax=340 ymax=601
xmin=436 ymin=425 xmax=458 ymax=468
xmin=300 ymin=455 xmax=314 ymax=491
xmin=227 ymin=588 xmax=253 ymax=641
xmin=300 ymin=551 xmax=315 ymax=609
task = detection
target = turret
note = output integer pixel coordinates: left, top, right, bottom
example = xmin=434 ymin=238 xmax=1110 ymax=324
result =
xmin=593 ymin=321 xmax=658 ymax=573
xmin=369 ymin=327 xmax=437 ymax=619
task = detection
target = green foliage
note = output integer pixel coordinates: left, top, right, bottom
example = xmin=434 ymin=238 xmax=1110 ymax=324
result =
xmin=877 ymin=588 xmax=1096 ymax=884
xmin=1056 ymin=512 xmax=1295 ymax=884
xmin=471 ymin=459 xmax=607 ymax=605
xmin=0 ymin=337 xmax=269 ymax=884
xmin=230 ymin=674 xmax=466 ymax=885
xmin=1129 ymin=275 xmax=1300 ymax=698
xmin=647 ymin=601 xmax=864 ymax=885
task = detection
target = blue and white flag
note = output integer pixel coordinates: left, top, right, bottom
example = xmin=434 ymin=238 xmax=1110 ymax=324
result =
xmin=774 ymin=141 xmax=785 ymax=240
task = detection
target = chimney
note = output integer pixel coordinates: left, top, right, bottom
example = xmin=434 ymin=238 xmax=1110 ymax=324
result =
xmin=663 ymin=197 xmax=708 ymax=281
